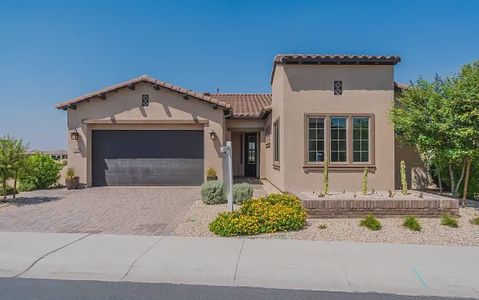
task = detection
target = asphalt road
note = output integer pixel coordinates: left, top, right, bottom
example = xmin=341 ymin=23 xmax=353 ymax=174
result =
xmin=0 ymin=278 xmax=460 ymax=300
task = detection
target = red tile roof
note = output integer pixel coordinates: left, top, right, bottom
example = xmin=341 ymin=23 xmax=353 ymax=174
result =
xmin=209 ymin=93 xmax=272 ymax=118
xmin=55 ymin=75 xmax=232 ymax=110
xmin=271 ymin=54 xmax=401 ymax=83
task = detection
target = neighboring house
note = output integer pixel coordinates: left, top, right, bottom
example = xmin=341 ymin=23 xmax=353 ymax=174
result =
xmin=28 ymin=150 xmax=68 ymax=161
xmin=56 ymin=54 xmax=423 ymax=191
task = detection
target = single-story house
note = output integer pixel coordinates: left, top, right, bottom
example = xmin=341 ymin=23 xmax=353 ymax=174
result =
xmin=56 ymin=54 xmax=425 ymax=192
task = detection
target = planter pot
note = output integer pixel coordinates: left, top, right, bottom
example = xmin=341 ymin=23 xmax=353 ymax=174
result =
xmin=65 ymin=177 xmax=79 ymax=190
xmin=207 ymin=176 xmax=218 ymax=181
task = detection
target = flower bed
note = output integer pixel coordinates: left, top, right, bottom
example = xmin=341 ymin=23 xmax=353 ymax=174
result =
xmin=208 ymin=193 xmax=307 ymax=237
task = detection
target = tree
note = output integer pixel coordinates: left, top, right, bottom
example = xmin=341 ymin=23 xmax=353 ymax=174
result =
xmin=446 ymin=62 xmax=479 ymax=204
xmin=0 ymin=136 xmax=28 ymax=200
xmin=391 ymin=61 xmax=479 ymax=203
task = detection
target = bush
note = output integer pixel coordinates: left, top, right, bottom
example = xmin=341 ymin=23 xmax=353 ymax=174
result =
xmin=206 ymin=167 xmax=217 ymax=178
xmin=359 ymin=214 xmax=382 ymax=231
xmin=209 ymin=193 xmax=307 ymax=236
xmin=233 ymin=183 xmax=253 ymax=204
xmin=201 ymin=180 xmax=226 ymax=204
xmin=441 ymin=213 xmax=458 ymax=228
xmin=403 ymin=215 xmax=421 ymax=231
xmin=470 ymin=217 xmax=479 ymax=226
xmin=19 ymin=154 xmax=62 ymax=190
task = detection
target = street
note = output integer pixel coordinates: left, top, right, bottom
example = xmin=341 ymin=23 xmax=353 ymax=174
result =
xmin=0 ymin=278 xmax=459 ymax=300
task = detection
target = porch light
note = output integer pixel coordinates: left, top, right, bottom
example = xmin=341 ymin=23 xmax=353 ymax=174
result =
xmin=209 ymin=130 xmax=216 ymax=140
xmin=70 ymin=130 xmax=79 ymax=141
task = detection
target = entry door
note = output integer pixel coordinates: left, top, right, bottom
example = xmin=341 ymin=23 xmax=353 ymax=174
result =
xmin=244 ymin=133 xmax=257 ymax=177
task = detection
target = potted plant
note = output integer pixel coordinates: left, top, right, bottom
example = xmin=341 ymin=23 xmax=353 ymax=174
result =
xmin=206 ymin=167 xmax=218 ymax=181
xmin=65 ymin=167 xmax=79 ymax=190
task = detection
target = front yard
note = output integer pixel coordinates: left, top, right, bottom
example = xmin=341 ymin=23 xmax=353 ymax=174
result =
xmin=174 ymin=199 xmax=479 ymax=246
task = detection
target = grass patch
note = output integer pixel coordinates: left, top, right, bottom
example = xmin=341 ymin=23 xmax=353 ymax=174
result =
xmin=470 ymin=217 xmax=479 ymax=226
xmin=403 ymin=215 xmax=421 ymax=231
xmin=359 ymin=214 xmax=382 ymax=231
xmin=441 ymin=213 xmax=459 ymax=228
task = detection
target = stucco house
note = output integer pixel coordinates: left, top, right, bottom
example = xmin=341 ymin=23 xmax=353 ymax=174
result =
xmin=56 ymin=54 xmax=423 ymax=192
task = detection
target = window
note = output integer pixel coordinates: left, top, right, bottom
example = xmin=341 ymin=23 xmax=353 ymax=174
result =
xmin=307 ymin=117 xmax=325 ymax=162
xmin=273 ymin=120 xmax=280 ymax=162
xmin=330 ymin=117 xmax=347 ymax=162
xmin=334 ymin=81 xmax=342 ymax=95
xmin=353 ymin=117 xmax=370 ymax=162
xmin=141 ymin=94 xmax=149 ymax=107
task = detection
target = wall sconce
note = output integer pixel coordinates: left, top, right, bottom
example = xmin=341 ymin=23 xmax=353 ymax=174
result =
xmin=70 ymin=130 xmax=79 ymax=141
xmin=209 ymin=130 xmax=216 ymax=140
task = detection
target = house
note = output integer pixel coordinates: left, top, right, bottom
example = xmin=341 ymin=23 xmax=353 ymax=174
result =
xmin=28 ymin=150 xmax=68 ymax=161
xmin=56 ymin=54 xmax=424 ymax=191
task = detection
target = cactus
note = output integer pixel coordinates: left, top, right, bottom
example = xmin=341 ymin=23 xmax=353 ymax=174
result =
xmin=362 ymin=167 xmax=368 ymax=195
xmin=400 ymin=160 xmax=408 ymax=195
xmin=323 ymin=157 xmax=329 ymax=195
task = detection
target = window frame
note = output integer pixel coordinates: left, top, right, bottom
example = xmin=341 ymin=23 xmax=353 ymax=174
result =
xmin=273 ymin=118 xmax=280 ymax=165
xmin=306 ymin=115 xmax=327 ymax=164
xmin=352 ymin=117 xmax=371 ymax=163
xmin=303 ymin=113 xmax=375 ymax=169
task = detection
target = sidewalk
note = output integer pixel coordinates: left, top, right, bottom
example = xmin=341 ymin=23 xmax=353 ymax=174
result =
xmin=0 ymin=231 xmax=478 ymax=298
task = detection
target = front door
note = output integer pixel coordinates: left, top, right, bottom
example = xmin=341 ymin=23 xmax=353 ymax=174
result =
xmin=244 ymin=133 xmax=257 ymax=177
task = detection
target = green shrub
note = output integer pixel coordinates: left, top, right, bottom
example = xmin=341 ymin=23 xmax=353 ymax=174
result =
xmin=233 ymin=183 xmax=253 ymax=204
xmin=201 ymin=180 xmax=226 ymax=205
xmin=403 ymin=215 xmax=421 ymax=231
xmin=359 ymin=214 xmax=382 ymax=231
xmin=441 ymin=213 xmax=458 ymax=228
xmin=19 ymin=154 xmax=62 ymax=190
xmin=209 ymin=193 xmax=307 ymax=236
xmin=470 ymin=217 xmax=479 ymax=226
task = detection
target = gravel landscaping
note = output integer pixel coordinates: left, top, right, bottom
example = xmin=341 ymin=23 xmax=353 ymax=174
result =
xmin=174 ymin=200 xmax=479 ymax=246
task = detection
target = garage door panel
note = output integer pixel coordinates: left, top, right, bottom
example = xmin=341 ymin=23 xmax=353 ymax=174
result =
xmin=92 ymin=130 xmax=204 ymax=186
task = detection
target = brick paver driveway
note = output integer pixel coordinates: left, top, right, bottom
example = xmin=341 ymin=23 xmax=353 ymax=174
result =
xmin=0 ymin=187 xmax=199 ymax=235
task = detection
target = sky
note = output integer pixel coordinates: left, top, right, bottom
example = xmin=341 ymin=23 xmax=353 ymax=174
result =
xmin=0 ymin=0 xmax=478 ymax=150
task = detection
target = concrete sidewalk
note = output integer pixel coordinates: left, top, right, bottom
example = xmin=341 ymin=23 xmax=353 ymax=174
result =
xmin=0 ymin=231 xmax=478 ymax=299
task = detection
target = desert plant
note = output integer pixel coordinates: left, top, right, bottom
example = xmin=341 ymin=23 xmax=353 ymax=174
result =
xmin=206 ymin=167 xmax=217 ymax=177
xmin=233 ymin=183 xmax=253 ymax=204
xmin=19 ymin=153 xmax=61 ymax=191
xmin=470 ymin=217 xmax=479 ymax=226
xmin=201 ymin=180 xmax=226 ymax=205
xmin=209 ymin=193 xmax=307 ymax=236
xmin=388 ymin=189 xmax=395 ymax=198
xmin=318 ymin=224 xmax=327 ymax=229
xmin=441 ymin=213 xmax=459 ymax=228
xmin=400 ymin=160 xmax=408 ymax=195
xmin=323 ymin=157 xmax=329 ymax=194
xmin=362 ymin=167 xmax=368 ymax=195
xmin=359 ymin=214 xmax=382 ymax=231
xmin=403 ymin=215 xmax=421 ymax=231
xmin=65 ymin=167 xmax=75 ymax=180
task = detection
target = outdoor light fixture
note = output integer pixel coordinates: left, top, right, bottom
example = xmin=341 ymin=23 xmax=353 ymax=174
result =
xmin=70 ymin=130 xmax=79 ymax=141
xmin=209 ymin=130 xmax=216 ymax=140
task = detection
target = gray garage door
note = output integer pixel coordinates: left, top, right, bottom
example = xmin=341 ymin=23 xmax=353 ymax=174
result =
xmin=92 ymin=130 xmax=204 ymax=186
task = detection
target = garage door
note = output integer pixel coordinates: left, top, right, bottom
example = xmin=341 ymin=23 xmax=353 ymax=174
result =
xmin=92 ymin=130 xmax=204 ymax=186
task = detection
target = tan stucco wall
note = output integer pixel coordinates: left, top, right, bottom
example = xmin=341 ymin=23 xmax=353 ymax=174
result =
xmin=394 ymin=141 xmax=428 ymax=190
xmin=66 ymin=82 xmax=225 ymax=186
xmin=270 ymin=64 xmax=396 ymax=192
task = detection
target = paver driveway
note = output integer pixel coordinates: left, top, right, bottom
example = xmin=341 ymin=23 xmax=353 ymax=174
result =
xmin=0 ymin=187 xmax=200 ymax=235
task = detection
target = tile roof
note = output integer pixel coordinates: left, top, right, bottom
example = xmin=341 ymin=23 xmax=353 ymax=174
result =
xmin=209 ymin=93 xmax=272 ymax=118
xmin=271 ymin=54 xmax=401 ymax=83
xmin=55 ymin=75 xmax=232 ymax=110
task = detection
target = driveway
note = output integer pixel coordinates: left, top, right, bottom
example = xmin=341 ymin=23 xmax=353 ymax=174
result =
xmin=0 ymin=187 xmax=200 ymax=235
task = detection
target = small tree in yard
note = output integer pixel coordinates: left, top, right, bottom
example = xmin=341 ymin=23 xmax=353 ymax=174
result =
xmin=391 ymin=61 xmax=479 ymax=204
xmin=0 ymin=136 xmax=28 ymax=200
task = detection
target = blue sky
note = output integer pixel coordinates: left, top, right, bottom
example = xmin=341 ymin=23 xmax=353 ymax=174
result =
xmin=0 ymin=0 xmax=478 ymax=150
